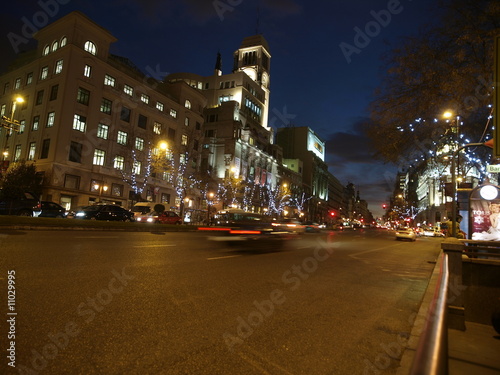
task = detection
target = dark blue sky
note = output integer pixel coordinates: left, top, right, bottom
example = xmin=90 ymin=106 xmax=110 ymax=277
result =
xmin=1 ymin=0 xmax=438 ymax=217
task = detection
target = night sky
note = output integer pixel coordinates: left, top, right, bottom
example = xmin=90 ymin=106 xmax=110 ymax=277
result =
xmin=0 ymin=0 xmax=439 ymax=217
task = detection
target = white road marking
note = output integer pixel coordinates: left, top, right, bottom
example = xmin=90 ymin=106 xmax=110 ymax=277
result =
xmin=207 ymin=255 xmax=242 ymax=260
xmin=133 ymin=244 xmax=176 ymax=248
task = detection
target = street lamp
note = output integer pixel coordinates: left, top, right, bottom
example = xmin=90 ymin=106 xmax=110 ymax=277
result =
xmin=94 ymin=183 xmax=108 ymax=203
xmin=1 ymin=96 xmax=25 ymax=132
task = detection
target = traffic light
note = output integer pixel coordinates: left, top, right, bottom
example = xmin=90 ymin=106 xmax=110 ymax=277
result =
xmin=329 ymin=211 xmax=335 ymax=217
xmin=382 ymin=204 xmax=387 ymax=209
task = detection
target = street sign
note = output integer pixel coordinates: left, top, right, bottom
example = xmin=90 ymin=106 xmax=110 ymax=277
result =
xmin=487 ymin=164 xmax=500 ymax=173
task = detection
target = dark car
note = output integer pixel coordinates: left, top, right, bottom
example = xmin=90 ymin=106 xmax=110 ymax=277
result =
xmin=74 ymin=204 xmax=134 ymax=222
xmin=37 ymin=201 xmax=67 ymax=218
xmin=0 ymin=189 xmax=41 ymax=216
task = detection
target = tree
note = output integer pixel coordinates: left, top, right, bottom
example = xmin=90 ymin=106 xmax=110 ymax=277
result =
xmin=369 ymin=0 xmax=500 ymax=165
xmin=0 ymin=161 xmax=42 ymax=198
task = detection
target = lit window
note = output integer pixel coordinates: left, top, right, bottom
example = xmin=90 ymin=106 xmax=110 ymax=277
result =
xmin=14 ymin=78 xmax=21 ymax=89
xmin=184 ymin=117 xmax=190 ymax=126
xmin=185 ymin=99 xmax=191 ymax=109
xmin=93 ymin=149 xmax=105 ymax=166
xmin=32 ymin=116 xmax=39 ymax=131
xmin=117 ymin=131 xmax=128 ymax=145
xmin=100 ymin=98 xmax=112 ymax=114
xmin=97 ymin=124 xmax=109 ymax=139
xmin=114 ymin=155 xmax=124 ymax=170
xmin=135 ymin=137 xmax=144 ymax=151
xmin=140 ymin=94 xmax=150 ymax=104
xmin=181 ymin=134 xmax=188 ymax=146
xmin=156 ymin=102 xmax=164 ymax=111
xmin=60 ymin=36 xmax=67 ymax=47
xmin=51 ymin=41 xmax=58 ymax=52
xmin=40 ymin=66 xmax=49 ymax=80
xmin=14 ymin=145 xmax=21 ymax=162
xmin=104 ymin=74 xmax=115 ymax=87
xmin=73 ymin=114 xmax=86 ymax=132
xmin=42 ymin=45 xmax=50 ymax=56
xmin=46 ymin=112 xmax=55 ymax=127
xmin=18 ymin=120 xmax=25 ymax=134
xmin=124 ymin=84 xmax=133 ymax=96
xmin=170 ymin=109 xmax=177 ymax=118
xmin=26 ymin=73 xmax=33 ymax=85
xmin=84 ymin=41 xmax=97 ymax=55
xmin=28 ymin=142 xmax=36 ymax=160
xmin=55 ymin=59 xmax=63 ymax=74
xmin=133 ymin=161 xmax=141 ymax=175
xmin=83 ymin=64 xmax=91 ymax=78
xmin=153 ymin=122 xmax=162 ymax=135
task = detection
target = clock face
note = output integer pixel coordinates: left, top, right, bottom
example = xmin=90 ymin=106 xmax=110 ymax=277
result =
xmin=242 ymin=67 xmax=257 ymax=81
xmin=261 ymin=72 xmax=269 ymax=88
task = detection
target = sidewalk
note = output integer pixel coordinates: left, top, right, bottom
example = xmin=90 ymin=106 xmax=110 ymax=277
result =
xmin=397 ymin=253 xmax=500 ymax=374
xmin=448 ymin=321 xmax=500 ymax=374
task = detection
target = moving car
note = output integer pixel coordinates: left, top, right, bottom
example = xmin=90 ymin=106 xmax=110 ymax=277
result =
xmin=0 ymin=189 xmax=41 ymax=216
xmin=395 ymin=227 xmax=417 ymax=241
xmin=74 ymin=204 xmax=134 ymax=221
xmin=36 ymin=201 xmax=67 ymax=218
xmin=136 ymin=210 xmax=182 ymax=224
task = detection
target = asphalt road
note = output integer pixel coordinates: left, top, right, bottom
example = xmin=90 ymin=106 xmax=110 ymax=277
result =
xmin=0 ymin=228 xmax=442 ymax=375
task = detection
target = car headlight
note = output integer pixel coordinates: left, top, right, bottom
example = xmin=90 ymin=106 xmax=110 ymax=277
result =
xmin=75 ymin=212 xmax=85 ymax=217
xmin=146 ymin=217 xmax=154 ymax=223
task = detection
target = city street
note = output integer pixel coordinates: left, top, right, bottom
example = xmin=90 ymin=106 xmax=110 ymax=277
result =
xmin=0 ymin=228 xmax=442 ymax=374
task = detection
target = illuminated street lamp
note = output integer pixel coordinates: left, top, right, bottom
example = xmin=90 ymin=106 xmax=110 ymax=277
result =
xmin=1 ymin=96 xmax=25 ymax=132
xmin=206 ymin=192 xmax=214 ymax=226
xmin=94 ymin=183 xmax=108 ymax=203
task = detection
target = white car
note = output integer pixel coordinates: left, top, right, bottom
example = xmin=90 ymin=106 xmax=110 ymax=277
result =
xmin=395 ymin=228 xmax=416 ymax=241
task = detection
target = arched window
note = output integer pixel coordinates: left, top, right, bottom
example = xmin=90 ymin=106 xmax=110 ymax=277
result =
xmin=51 ymin=40 xmax=58 ymax=52
xmin=84 ymin=41 xmax=97 ymax=55
xmin=184 ymin=99 xmax=191 ymax=109
xmin=42 ymin=45 xmax=50 ymax=56
xmin=60 ymin=36 xmax=67 ymax=47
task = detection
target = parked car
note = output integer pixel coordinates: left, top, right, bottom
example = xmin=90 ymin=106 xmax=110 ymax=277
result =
xmin=131 ymin=202 xmax=157 ymax=219
xmin=36 ymin=201 xmax=67 ymax=218
xmin=395 ymin=227 xmax=417 ymax=241
xmin=0 ymin=189 xmax=41 ymax=216
xmin=136 ymin=210 xmax=182 ymax=224
xmin=74 ymin=204 xmax=134 ymax=221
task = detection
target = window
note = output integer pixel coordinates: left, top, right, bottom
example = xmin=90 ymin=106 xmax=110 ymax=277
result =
xmin=51 ymin=40 xmax=58 ymax=52
xmin=60 ymin=36 xmax=67 ymax=47
xmin=73 ymin=114 xmax=86 ymax=132
xmin=153 ymin=121 xmax=162 ymax=135
xmin=84 ymin=41 xmax=97 ymax=55
xmin=83 ymin=64 xmax=91 ymax=78
xmin=36 ymin=90 xmax=44 ymax=105
xmin=100 ymin=98 xmax=112 ymax=114
xmin=46 ymin=112 xmax=55 ymax=127
xmin=0 ymin=104 xmax=5 ymax=117
xmin=69 ymin=142 xmax=83 ymax=163
xmin=28 ymin=142 xmax=36 ymax=161
xmin=184 ymin=117 xmax=190 ymax=126
xmin=18 ymin=120 xmax=25 ymax=134
xmin=14 ymin=78 xmax=21 ymax=89
xmin=40 ymin=66 xmax=48 ymax=80
xmin=40 ymin=139 xmax=50 ymax=159
xmin=3 ymin=83 xmax=9 ymax=95
xmin=123 ymin=84 xmax=133 ymax=96
xmin=132 ymin=161 xmax=141 ymax=175
xmin=97 ymin=124 xmax=109 ymax=139
xmin=14 ymin=145 xmax=22 ymax=162
xmin=170 ymin=109 xmax=177 ymax=118
xmin=42 ymin=45 xmax=50 ymax=56
xmin=114 ymin=155 xmax=124 ymax=170
xmin=185 ymin=99 xmax=191 ymax=109
xmin=117 ymin=131 xmax=128 ymax=145
xmin=32 ymin=116 xmax=40 ymax=131
xmin=93 ymin=149 xmax=105 ymax=166
xmin=111 ymin=183 xmax=123 ymax=197
xmin=26 ymin=72 xmax=33 ymax=85
xmin=140 ymin=94 xmax=150 ymax=104
xmin=120 ymin=107 xmax=131 ymax=122
xmin=55 ymin=59 xmax=63 ymax=74
xmin=50 ymin=84 xmax=58 ymax=101
xmin=104 ymin=74 xmax=115 ymax=87
xmin=138 ymin=114 xmax=147 ymax=129
xmin=156 ymin=102 xmax=164 ymax=111
xmin=77 ymin=87 xmax=90 ymax=105
xmin=181 ymin=134 xmax=188 ymax=146
xmin=64 ymin=174 xmax=80 ymax=189
xmin=135 ymin=137 xmax=144 ymax=151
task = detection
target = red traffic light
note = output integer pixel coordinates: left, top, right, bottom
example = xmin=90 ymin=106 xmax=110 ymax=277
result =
xmin=382 ymin=204 xmax=387 ymax=209
xmin=330 ymin=211 xmax=335 ymax=217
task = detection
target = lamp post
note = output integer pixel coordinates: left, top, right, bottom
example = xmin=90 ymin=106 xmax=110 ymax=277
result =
xmin=206 ymin=192 xmax=214 ymax=225
xmin=1 ymin=96 xmax=24 ymax=132
xmin=94 ymin=183 xmax=108 ymax=203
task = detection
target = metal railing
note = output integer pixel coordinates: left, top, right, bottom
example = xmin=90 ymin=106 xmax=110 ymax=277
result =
xmin=409 ymin=253 xmax=449 ymax=375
